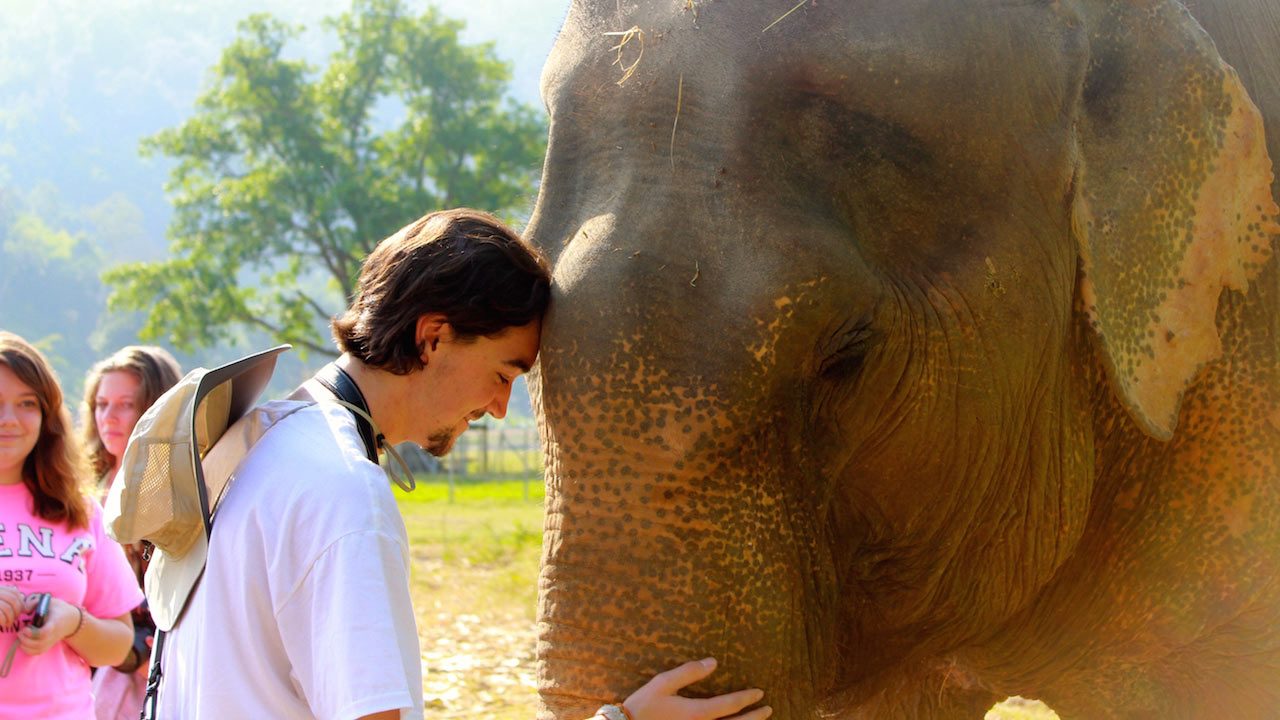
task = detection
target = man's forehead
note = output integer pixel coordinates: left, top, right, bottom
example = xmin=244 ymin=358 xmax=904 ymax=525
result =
xmin=496 ymin=323 xmax=541 ymax=373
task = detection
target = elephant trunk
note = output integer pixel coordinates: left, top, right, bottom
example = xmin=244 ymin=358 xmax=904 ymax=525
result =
xmin=532 ymin=339 xmax=838 ymax=718
xmin=527 ymin=183 xmax=851 ymax=716
xmin=535 ymin=453 xmax=829 ymax=719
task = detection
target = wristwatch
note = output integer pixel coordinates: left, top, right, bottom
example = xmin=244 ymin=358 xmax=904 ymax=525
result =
xmin=595 ymin=704 xmax=633 ymax=720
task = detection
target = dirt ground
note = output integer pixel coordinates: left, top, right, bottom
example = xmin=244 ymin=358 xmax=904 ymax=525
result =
xmin=419 ymin=597 xmax=538 ymax=718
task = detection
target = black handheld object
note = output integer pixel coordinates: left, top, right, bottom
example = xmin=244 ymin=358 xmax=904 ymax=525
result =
xmin=30 ymin=593 xmax=51 ymax=629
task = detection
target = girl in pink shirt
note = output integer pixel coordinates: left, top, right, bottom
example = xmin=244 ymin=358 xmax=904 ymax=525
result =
xmin=0 ymin=332 xmax=142 ymax=720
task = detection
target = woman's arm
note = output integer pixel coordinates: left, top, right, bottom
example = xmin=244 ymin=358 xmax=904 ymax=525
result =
xmin=18 ymin=595 xmax=133 ymax=667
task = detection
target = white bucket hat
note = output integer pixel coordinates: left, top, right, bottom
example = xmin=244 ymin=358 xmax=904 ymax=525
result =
xmin=103 ymin=345 xmax=290 ymax=630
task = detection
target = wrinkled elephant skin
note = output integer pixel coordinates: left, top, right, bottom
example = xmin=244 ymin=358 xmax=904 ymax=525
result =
xmin=527 ymin=1 xmax=1280 ymax=718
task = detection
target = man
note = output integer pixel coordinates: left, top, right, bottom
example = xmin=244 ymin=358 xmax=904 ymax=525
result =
xmin=157 ymin=209 xmax=770 ymax=720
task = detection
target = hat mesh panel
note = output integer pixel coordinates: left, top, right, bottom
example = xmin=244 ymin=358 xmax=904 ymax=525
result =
xmin=136 ymin=440 xmax=201 ymax=556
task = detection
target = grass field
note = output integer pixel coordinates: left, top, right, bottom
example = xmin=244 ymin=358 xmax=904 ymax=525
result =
xmin=399 ymin=477 xmax=1058 ymax=719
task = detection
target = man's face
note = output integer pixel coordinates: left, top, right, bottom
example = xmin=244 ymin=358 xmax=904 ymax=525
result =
xmin=410 ymin=319 xmax=541 ymax=456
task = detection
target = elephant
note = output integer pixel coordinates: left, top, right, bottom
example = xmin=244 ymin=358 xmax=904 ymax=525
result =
xmin=525 ymin=0 xmax=1280 ymax=717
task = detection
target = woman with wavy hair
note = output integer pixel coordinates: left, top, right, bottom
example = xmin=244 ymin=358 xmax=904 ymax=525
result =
xmin=79 ymin=345 xmax=181 ymax=720
xmin=82 ymin=346 xmax=181 ymax=488
xmin=0 ymin=331 xmax=141 ymax=720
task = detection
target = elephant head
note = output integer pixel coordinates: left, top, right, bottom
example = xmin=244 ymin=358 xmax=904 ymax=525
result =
xmin=527 ymin=1 xmax=1280 ymax=717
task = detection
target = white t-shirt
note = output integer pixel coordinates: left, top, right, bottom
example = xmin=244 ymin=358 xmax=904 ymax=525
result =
xmin=158 ymin=403 xmax=423 ymax=720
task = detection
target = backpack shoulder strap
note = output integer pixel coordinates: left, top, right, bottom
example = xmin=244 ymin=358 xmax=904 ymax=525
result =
xmin=142 ymin=630 xmax=166 ymax=720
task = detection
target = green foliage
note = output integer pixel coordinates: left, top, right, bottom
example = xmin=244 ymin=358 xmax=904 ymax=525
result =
xmin=106 ymin=0 xmax=547 ymax=355
xmin=0 ymin=184 xmax=148 ymax=393
xmin=4 ymin=213 xmax=79 ymax=263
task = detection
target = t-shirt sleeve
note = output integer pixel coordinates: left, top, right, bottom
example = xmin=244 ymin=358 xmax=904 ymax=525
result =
xmin=275 ymin=530 xmax=420 ymax=720
xmin=83 ymin=504 xmax=145 ymax=620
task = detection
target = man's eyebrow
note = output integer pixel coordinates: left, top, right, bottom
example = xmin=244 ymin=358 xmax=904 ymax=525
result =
xmin=504 ymin=359 xmax=533 ymax=373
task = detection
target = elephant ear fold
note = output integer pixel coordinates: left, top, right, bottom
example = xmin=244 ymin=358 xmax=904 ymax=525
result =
xmin=1073 ymin=0 xmax=1279 ymax=440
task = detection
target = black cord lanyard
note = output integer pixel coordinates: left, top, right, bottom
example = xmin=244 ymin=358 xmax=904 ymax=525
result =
xmin=310 ymin=363 xmax=381 ymax=463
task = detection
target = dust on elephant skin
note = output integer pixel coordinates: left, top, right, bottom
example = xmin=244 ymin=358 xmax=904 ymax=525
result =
xmin=527 ymin=1 xmax=1280 ymax=718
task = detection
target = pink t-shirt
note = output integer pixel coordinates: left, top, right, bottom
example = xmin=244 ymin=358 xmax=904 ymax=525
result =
xmin=0 ymin=482 xmax=143 ymax=720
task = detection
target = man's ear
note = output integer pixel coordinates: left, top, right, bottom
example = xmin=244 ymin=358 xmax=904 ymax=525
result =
xmin=415 ymin=314 xmax=450 ymax=360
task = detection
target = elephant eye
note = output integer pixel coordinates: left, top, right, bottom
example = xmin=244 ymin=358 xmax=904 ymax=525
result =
xmin=794 ymin=94 xmax=935 ymax=175
xmin=818 ymin=324 xmax=877 ymax=381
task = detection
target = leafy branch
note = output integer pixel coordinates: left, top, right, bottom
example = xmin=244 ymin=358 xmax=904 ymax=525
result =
xmin=106 ymin=0 xmax=546 ymax=356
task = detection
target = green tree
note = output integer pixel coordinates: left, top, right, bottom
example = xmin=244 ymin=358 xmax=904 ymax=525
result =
xmin=105 ymin=0 xmax=546 ymax=355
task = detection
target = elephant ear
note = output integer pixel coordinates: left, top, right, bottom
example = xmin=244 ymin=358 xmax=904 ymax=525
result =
xmin=1073 ymin=0 xmax=1279 ymax=440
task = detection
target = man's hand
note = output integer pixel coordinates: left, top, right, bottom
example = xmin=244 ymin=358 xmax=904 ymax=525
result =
xmin=624 ymin=658 xmax=772 ymax=720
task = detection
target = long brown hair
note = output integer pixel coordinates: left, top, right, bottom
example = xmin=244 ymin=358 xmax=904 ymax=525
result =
xmin=81 ymin=345 xmax=182 ymax=479
xmin=0 ymin=332 xmax=90 ymax=528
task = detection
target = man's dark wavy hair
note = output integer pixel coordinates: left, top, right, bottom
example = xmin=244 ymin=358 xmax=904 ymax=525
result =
xmin=331 ymin=208 xmax=551 ymax=374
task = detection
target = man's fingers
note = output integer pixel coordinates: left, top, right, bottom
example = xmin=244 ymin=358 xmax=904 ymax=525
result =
xmin=725 ymin=707 xmax=773 ymax=720
xmin=649 ymin=657 xmax=719 ymax=694
xmin=695 ymin=688 xmax=766 ymax=719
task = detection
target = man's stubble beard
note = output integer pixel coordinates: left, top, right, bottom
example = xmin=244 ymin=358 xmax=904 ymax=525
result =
xmin=424 ymin=427 xmax=458 ymax=457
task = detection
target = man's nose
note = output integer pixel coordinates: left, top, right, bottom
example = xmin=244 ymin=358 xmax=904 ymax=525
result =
xmin=488 ymin=385 xmax=513 ymax=420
